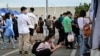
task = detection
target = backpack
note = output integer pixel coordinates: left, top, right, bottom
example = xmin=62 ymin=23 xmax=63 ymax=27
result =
xmin=55 ymin=18 xmax=63 ymax=29
xmin=55 ymin=19 xmax=60 ymax=29
xmin=32 ymin=42 xmax=41 ymax=54
xmin=83 ymin=18 xmax=91 ymax=38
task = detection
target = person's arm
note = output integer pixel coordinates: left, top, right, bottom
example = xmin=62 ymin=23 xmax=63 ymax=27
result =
xmin=50 ymin=44 xmax=61 ymax=52
xmin=26 ymin=16 xmax=31 ymax=25
xmin=67 ymin=19 xmax=72 ymax=32
xmin=51 ymin=42 xmax=56 ymax=49
xmin=44 ymin=42 xmax=61 ymax=52
xmin=34 ymin=15 xmax=38 ymax=24
xmin=1 ymin=20 xmax=9 ymax=29
xmin=78 ymin=18 xmax=83 ymax=30
xmin=33 ymin=15 xmax=38 ymax=29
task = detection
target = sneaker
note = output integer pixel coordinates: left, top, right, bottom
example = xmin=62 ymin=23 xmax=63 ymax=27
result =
xmin=24 ymin=51 xmax=29 ymax=56
xmin=24 ymin=51 xmax=28 ymax=54
xmin=19 ymin=51 xmax=22 ymax=54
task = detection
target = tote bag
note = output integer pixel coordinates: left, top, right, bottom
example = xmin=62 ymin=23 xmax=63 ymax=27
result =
xmin=67 ymin=32 xmax=75 ymax=42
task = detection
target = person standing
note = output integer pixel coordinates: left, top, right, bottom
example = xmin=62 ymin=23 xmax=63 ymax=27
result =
xmin=46 ymin=15 xmax=54 ymax=36
xmin=36 ymin=17 xmax=44 ymax=41
xmin=17 ymin=7 xmax=31 ymax=55
xmin=27 ymin=7 xmax=38 ymax=44
xmin=43 ymin=19 xmax=48 ymax=37
xmin=55 ymin=14 xmax=64 ymax=45
xmin=78 ymin=10 xmax=91 ymax=56
xmin=11 ymin=14 xmax=19 ymax=41
xmin=72 ymin=14 xmax=80 ymax=47
xmin=1 ymin=13 xmax=15 ymax=49
xmin=62 ymin=11 xmax=73 ymax=49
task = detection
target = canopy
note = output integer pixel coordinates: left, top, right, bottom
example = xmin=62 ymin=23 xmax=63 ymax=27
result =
xmin=0 ymin=8 xmax=8 ymax=13
xmin=0 ymin=8 xmax=20 ymax=16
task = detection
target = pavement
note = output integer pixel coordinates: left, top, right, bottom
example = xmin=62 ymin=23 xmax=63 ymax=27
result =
xmin=0 ymin=32 xmax=79 ymax=56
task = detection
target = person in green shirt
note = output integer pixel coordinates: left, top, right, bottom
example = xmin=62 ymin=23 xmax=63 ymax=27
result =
xmin=62 ymin=11 xmax=73 ymax=49
xmin=62 ymin=16 xmax=72 ymax=33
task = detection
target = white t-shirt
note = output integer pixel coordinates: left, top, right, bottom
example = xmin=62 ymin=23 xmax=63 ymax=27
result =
xmin=17 ymin=14 xmax=31 ymax=34
xmin=78 ymin=17 xmax=90 ymax=30
xmin=27 ymin=13 xmax=38 ymax=29
xmin=36 ymin=42 xmax=52 ymax=52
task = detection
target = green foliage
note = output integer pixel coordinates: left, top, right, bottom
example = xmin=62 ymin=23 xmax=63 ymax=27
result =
xmin=75 ymin=3 xmax=90 ymax=15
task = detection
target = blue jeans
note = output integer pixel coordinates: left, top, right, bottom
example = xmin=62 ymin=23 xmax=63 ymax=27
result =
xmin=80 ymin=31 xmax=89 ymax=56
xmin=74 ymin=34 xmax=81 ymax=45
xmin=2 ymin=36 xmax=15 ymax=48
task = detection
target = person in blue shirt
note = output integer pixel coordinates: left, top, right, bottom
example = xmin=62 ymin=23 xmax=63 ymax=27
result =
xmin=1 ymin=13 xmax=15 ymax=49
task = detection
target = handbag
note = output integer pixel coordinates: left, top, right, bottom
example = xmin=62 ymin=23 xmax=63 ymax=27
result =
xmin=83 ymin=18 xmax=91 ymax=37
xmin=67 ymin=32 xmax=75 ymax=42
xmin=36 ymin=26 xmax=40 ymax=33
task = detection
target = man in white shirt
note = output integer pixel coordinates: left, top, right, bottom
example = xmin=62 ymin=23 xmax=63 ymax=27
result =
xmin=17 ymin=7 xmax=31 ymax=55
xmin=27 ymin=7 xmax=38 ymax=44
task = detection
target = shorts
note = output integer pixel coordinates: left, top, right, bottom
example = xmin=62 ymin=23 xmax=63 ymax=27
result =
xmin=29 ymin=28 xmax=34 ymax=36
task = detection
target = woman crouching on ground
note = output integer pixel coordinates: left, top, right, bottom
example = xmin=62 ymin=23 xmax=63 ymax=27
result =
xmin=36 ymin=34 xmax=62 ymax=56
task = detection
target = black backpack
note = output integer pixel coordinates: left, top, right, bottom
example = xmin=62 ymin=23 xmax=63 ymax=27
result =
xmin=32 ymin=42 xmax=41 ymax=54
xmin=55 ymin=19 xmax=62 ymax=29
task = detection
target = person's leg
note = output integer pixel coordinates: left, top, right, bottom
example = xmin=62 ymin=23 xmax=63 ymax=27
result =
xmin=1 ymin=36 xmax=7 ymax=49
xmin=43 ymin=49 xmax=52 ymax=56
xmin=85 ymin=38 xmax=90 ymax=48
xmin=23 ymin=34 xmax=30 ymax=54
xmin=29 ymin=28 xmax=34 ymax=44
xmin=9 ymin=36 xmax=15 ymax=48
xmin=18 ymin=34 xmax=23 ymax=54
xmin=69 ymin=42 xmax=73 ymax=48
xmin=15 ymin=36 xmax=17 ymax=40
xmin=40 ymin=33 xmax=44 ymax=41
xmin=81 ymin=38 xmax=88 ymax=55
xmin=57 ymin=30 xmax=62 ymax=44
xmin=38 ymin=33 xmax=41 ymax=41
xmin=74 ymin=34 xmax=80 ymax=47
xmin=80 ymin=36 xmax=90 ymax=56
xmin=73 ymin=34 xmax=77 ymax=47
xmin=79 ymin=31 xmax=84 ymax=56
xmin=57 ymin=30 xmax=65 ymax=44
xmin=48 ymin=28 xmax=52 ymax=36
xmin=65 ymin=33 xmax=69 ymax=48
xmin=39 ymin=49 xmax=52 ymax=56
xmin=77 ymin=35 xmax=80 ymax=46
xmin=84 ymin=38 xmax=90 ymax=53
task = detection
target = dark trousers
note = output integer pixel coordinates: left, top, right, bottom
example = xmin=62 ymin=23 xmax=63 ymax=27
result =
xmin=48 ymin=28 xmax=55 ymax=36
xmin=36 ymin=49 xmax=52 ymax=56
xmin=65 ymin=33 xmax=73 ymax=48
xmin=57 ymin=29 xmax=65 ymax=44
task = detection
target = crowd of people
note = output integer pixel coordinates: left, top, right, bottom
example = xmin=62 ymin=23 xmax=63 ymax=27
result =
xmin=0 ymin=6 xmax=92 ymax=56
